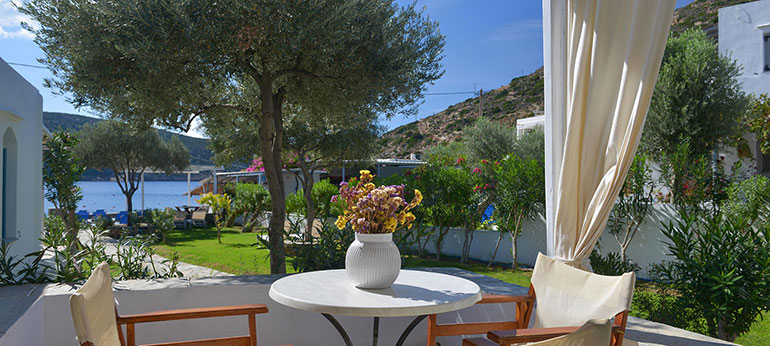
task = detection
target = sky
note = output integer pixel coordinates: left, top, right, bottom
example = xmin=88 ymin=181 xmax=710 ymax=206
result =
xmin=0 ymin=0 xmax=694 ymax=137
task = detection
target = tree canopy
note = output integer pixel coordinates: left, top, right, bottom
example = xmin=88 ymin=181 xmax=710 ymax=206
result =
xmin=642 ymin=29 xmax=749 ymax=159
xmin=22 ymin=0 xmax=445 ymax=273
xmin=75 ymin=120 xmax=189 ymax=213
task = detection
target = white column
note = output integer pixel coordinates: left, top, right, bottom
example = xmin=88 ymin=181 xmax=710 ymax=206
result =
xmin=187 ymin=172 xmax=191 ymax=206
xmin=543 ymin=0 xmax=567 ymax=257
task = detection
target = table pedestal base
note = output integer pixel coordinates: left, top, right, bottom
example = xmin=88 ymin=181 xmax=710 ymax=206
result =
xmin=321 ymin=314 xmax=427 ymax=346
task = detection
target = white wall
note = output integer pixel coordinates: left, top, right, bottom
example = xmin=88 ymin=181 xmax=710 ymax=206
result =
xmin=416 ymin=204 xmax=680 ymax=279
xmin=720 ymin=0 xmax=770 ymax=173
xmin=0 ymin=58 xmax=44 ymax=258
xmin=720 ymin=0 xmax=770 ymax=97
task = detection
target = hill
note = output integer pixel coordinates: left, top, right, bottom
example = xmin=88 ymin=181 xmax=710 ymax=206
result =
xmin=379 ymin=68 xmax=543 ymax=158
xmin=379 ymin=0 xmax=752 ymax=159
xmin=43 ymin=112 xmax=215 ymax=181
xmin=43 ymin=112 xmax=214 ymax=166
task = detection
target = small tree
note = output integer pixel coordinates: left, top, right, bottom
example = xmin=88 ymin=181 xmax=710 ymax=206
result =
xmin=746 ymin=94 xmax=770 ymax=155
xmin=230 ymin=183 xmax=271 ymax=233
xmin=412 ymin=163 xmax=473 ymax=261
xmin=642 ymin=29 xmax=749 ymax=160
xmin=199 ymin=193 xmax=232 ymax=243
xmin=75 ymin=120 xmax=190 ymax=215
xmin=606 ymin=154 xmax=654 ymax=261
xmin=146 ymin=209 xmax=174 ymax=243
xmin=42 ymin=131 xmax=85 ymax=254
xmin=463 ymin=118 xmax=517 ymax=163
xmin=491 ymin=156 xmax=544 ymax=268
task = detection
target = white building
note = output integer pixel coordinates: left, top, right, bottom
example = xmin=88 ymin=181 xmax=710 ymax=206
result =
xmin=719 ymin=0 xmax=770 ymax=173
xmin=0 ymin=58 xmax=44 ymax=258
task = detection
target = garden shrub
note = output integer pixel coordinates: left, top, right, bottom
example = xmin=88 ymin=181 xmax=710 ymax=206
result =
xmin=631 ymin=289 xmax=708 ymax=336
xmin=589 ymin=249 xmax=640 ymax=276
xmin=1 ymin=215 xmax=183 ymax=286
xmin=146 ymin=209 xmax=175 ymax=243
xmin=231 ymin=183 xmax=271 ymax=232
xmin=655 ymin=213 xmax=770 ymax=341
xmin=286 ymin=219 xmax=353 ymax=272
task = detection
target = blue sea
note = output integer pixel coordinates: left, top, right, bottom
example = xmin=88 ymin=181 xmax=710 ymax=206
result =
xmin=44 ymin=181 xmax=200 ymax=214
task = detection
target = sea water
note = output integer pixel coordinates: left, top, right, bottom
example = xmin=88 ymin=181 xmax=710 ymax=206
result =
xmin=44 ymin=181 xmax=199 ymax=214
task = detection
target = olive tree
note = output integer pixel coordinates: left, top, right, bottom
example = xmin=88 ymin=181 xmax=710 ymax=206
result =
xmin=21 ymin=0 xmax=444 ymax=273
xmin=642 ymin=29 xmax=749 ymax=159
xmin=75 ymin=120 xmax=189 ymax=214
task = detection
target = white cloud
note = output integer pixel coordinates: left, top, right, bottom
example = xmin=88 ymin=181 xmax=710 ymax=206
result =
xmin=0 ymin=0 xmax=37 ymax=39
xmin=486 ymin=19 xmax=542 ymax=42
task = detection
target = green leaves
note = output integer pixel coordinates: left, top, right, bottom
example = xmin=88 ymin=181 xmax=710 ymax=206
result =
xmin=642 ymin=29 xmax=749 ymax=159
xmin=655 ymin=213 xmax=770 ymax=341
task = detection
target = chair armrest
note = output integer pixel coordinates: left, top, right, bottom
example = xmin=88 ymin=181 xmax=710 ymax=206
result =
xmin=488 ymin=326 xmax=580 ymax=345
xmin=117 ymin=304 xmax=268 ymax=324
xmin=478 ymin=294 xmax=535 ymax=304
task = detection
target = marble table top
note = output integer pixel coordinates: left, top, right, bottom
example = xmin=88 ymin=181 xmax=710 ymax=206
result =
xmin=269 ymin=269 xmax=482 ymax=317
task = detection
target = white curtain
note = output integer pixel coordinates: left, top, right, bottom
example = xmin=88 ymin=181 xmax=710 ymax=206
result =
xmin=544 ymin=0 xmax=676 ymax=270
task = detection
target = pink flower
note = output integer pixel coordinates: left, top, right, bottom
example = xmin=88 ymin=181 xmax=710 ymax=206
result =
xmin=472 ymin=167 xmax=482 ymax=174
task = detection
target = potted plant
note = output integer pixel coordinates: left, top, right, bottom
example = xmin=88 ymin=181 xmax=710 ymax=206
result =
xmin=333 ymin=170 xmax=422 ymax=289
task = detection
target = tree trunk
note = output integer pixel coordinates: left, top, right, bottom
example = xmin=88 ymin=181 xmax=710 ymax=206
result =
xmin=460 ymin=224 xmax=474 ymax=264
xmin=301 ymin=166 xmax=316 ymax=242
xmin=488 ymin=231 xmax=504 ymax=267
xmin=60 ymin=208 xmax=81 ymax=259
xmin=510 ymin=230 xmax=518 ymax=269
xmin=217 ymin=225 xmax=222 ymax=243
xmin=258 ymin=83 xmax=287 ymax=274
xmin=435 ymin=226 xmax=447 ymax=261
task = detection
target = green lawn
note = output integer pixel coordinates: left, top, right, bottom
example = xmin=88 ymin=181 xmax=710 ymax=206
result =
xmin=154 ymin=227 xmax=767 ymax=345
xmin=154 ymin=227 xmax=292 ymax=275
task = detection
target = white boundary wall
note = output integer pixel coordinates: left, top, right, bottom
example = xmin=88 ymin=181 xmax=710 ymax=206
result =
xmin=417 ymin=204 xmax=679 ymax=279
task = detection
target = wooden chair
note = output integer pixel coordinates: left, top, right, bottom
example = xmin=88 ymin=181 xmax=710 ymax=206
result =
xmin=427 ymin=253 xmax=634 ymax=346
xmin=70 ymin=262 xmax=291 ymax=346
xmin=463 ymin=318 xmax=613 ymax=346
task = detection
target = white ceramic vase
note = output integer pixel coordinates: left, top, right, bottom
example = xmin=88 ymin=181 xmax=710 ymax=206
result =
xmin=345 ymin=232 xmax=401 ymax=289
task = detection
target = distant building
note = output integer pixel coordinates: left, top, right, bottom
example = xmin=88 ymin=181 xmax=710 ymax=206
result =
xmin=189 ymin=169 xmax=326 ymax=200
xmin=719 ymin=0 xmax=770 ymax=173
xmin=516 ymin=114 xmax=545 ymax=137
xmin=0 ymin=58 xmax=44 ymax=258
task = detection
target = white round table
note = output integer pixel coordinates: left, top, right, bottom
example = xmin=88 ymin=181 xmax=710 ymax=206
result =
xmin=269 ymin=269 xmax=481 ymax=346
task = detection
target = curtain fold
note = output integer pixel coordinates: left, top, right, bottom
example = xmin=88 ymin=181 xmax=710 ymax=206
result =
xmin=550 ymin=0 xmax=676 ymax=270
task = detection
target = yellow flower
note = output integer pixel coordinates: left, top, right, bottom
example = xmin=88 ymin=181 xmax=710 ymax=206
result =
xmin=397 ymin=211 xmax=406 ymax=224
xmin=414 ymin=189 xmax=423 ymax=204
xmin=405 ymin=212 xmax=416 ymax=223
xmin=384 ymin=217 xmax=397 ymax=232
xmin=335 ymin=216 xmax=347 ymax=230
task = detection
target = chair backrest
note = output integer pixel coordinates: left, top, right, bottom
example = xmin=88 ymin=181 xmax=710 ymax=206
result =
xmin=116 ymin=212 xmax=128 ymax=224
xmin=192 ymin=211 xmax=207 ymax=220
xmin=70 ymin=262 xmax=122 ymax=346
xmin=531 ymin=253 xmax=635 ymax=328
xmin=527 ymin=319 xmax=612 ymax=346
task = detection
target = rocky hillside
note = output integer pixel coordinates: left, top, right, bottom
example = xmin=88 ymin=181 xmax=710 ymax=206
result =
xmin=671 ymin=0 xmax=754 ymax=34
xmin=379 ymin=0 xmax=753 ymax=159
xmin=380 ymin=68 xmax=544 ymax=158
